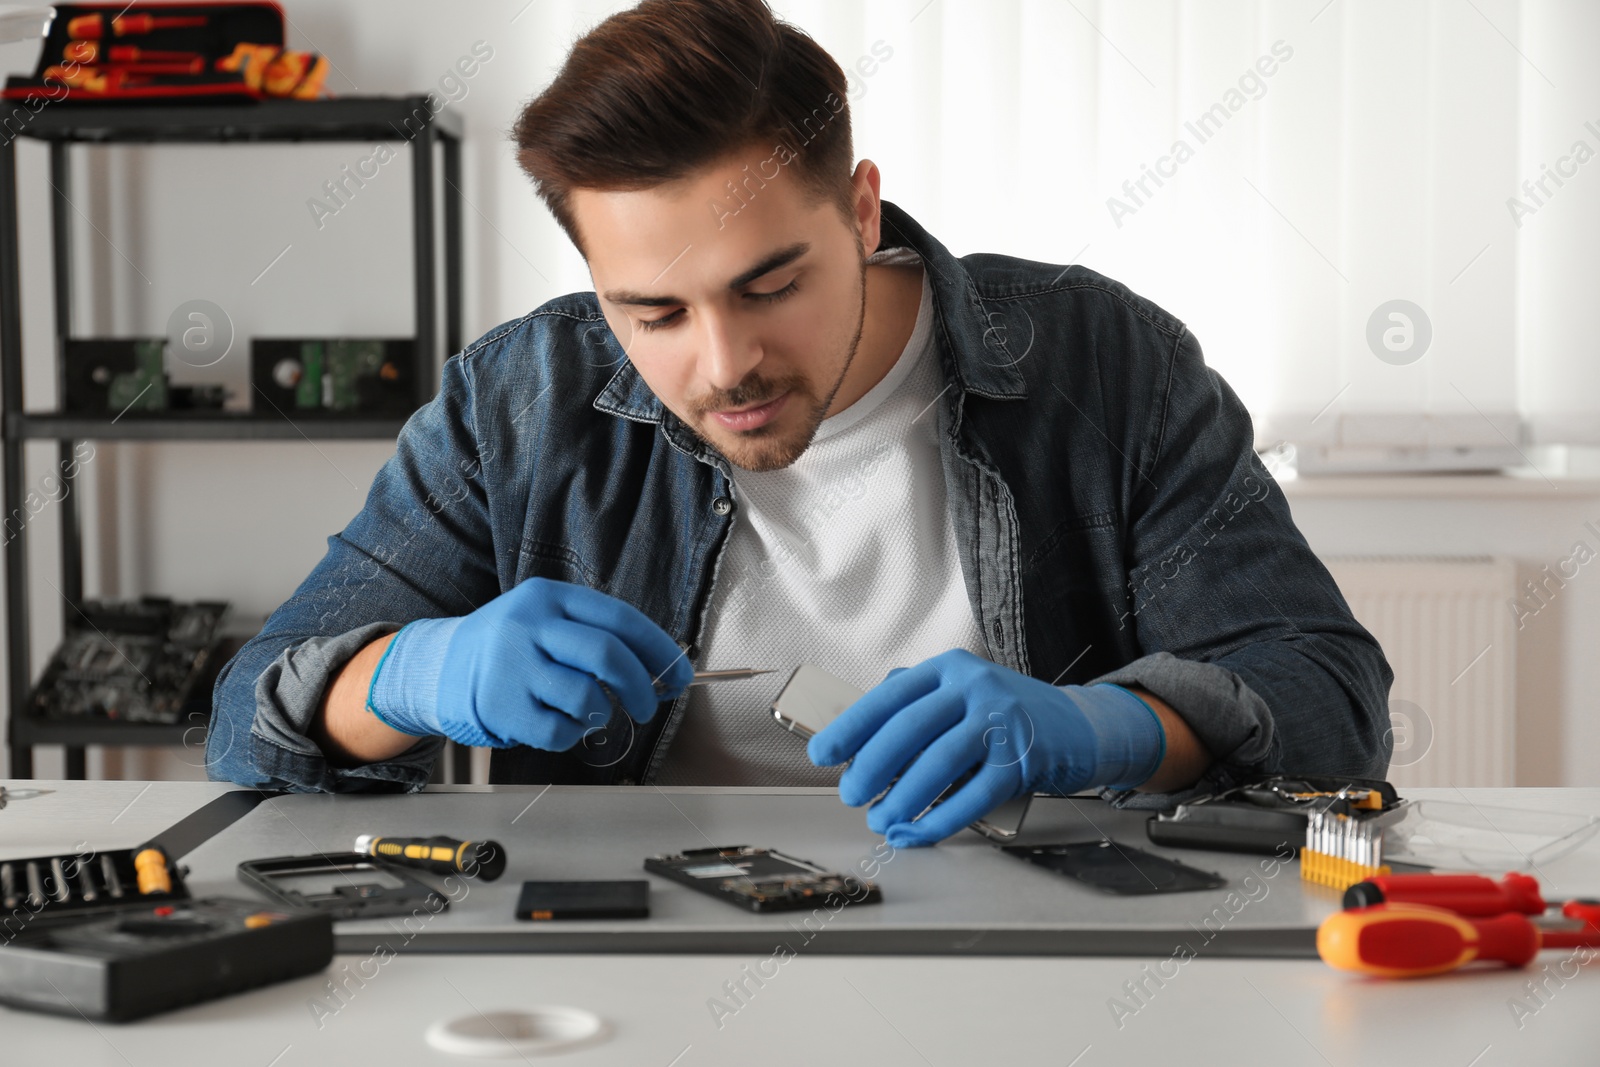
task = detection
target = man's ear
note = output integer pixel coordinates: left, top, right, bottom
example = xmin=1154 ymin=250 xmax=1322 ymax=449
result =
xmin=850 ymin=159 xmax=883 ymax=257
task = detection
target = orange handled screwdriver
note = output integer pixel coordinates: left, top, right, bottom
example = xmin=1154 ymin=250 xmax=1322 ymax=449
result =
xmin=1319 ymin=901 xmax=1600 ymax=978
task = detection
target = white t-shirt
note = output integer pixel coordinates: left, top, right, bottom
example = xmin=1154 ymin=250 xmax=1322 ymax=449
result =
xmin=655 ymin=248 xmax=989 ymax=786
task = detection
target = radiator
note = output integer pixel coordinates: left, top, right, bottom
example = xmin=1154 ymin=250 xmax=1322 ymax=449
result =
xmin=1320 ymin=556 xmax=1518 ymax=788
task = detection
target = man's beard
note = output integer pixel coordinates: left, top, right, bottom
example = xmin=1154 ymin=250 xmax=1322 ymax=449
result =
xmin=687 ymin=258 xmax=868 ymax=473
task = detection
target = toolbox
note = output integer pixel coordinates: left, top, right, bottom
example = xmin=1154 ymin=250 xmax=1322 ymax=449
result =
xmin=0 ymin=842 xmax=333 ymax=1021
xmin=0 ymin=898 xmax=333 ymax=1022
xmin=2 ymin=2 xmax=329 ymax=103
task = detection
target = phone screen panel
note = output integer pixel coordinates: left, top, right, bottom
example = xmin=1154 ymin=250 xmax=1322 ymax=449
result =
xmin=769 ymin=664 xmax=866 ymax=739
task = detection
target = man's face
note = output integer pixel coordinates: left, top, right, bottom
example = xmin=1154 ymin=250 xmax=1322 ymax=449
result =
xmin=574 ymin=146 xmax=872 ymax=472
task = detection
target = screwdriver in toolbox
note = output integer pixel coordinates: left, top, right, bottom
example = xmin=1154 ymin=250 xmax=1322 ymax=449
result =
xmin=62 ymin=42 xmax=205 ymax=64
xmin=1318 ymin=900 xmax=1600 ymax=978
xmin=66 ymin=13 xmax=208 ymax=39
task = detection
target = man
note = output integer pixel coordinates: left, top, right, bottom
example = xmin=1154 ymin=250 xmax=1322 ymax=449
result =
xmin=209 ymin=0 xmax=1392 ymax=847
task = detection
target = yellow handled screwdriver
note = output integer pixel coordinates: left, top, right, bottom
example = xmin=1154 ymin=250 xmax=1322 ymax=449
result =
xmin=354 ymin=834 xmax=506 ymax=881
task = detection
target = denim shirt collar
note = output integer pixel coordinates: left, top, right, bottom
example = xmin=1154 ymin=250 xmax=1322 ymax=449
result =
xmin=591 ymin=198 xmax=1028 ymax=437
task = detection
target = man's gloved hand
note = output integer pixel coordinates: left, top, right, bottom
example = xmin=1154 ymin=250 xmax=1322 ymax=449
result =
xmin=365 ymin=577 xmax=693 ymax=750
xmin=807 ymin=649 xmax=1167 ymax=847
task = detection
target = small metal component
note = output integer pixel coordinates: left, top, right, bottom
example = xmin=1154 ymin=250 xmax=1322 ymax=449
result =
xmin=1 ymin=863 xmax=16 ymax=909
xmin=101 ymin=853 xmax=124 ymax=898
xmin=77 ymin=859 xmax=98 ymax=902
xmin=687 ymin=668 xmax=774 ymax=685
xmin=653 ymin=667 xmax=775 ymax=697
xmin=25 ymin=861 xmax=45 ymax=908
xmin=49 ymin=857 xmax=71 ymax=902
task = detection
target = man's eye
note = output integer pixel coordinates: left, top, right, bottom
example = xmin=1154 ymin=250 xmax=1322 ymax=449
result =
xmin=748 ymin=280 xmax=799 ymax=304
xmin=635 ymin=281 xmax=798 ymax=334
xmin=637 ymin=309 xmax=683 ymax=333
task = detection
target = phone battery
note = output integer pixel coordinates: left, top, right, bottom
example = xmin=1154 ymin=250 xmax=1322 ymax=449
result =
xmin=515 ymin=880 xmax=649 ymax=921
xmin=644 ymin=845 xmax=882 ymax=913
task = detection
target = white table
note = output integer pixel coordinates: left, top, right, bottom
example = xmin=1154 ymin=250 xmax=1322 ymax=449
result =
xmin=3 ymin=781 xmax=1597 ymax=1066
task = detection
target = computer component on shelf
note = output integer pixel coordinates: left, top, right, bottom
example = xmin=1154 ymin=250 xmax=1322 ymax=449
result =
xmin=28 ymin=596 xmax=230 ymax=724
xmin=62 ymin=338 xmax=230 ymax=415
xmin=250 ymin=338 xmax=416 ymax=416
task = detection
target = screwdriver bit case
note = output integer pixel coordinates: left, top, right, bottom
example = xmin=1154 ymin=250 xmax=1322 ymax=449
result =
xmin=1 ymin=844 xmax=189 ymax=934
xmin=0 ymin=897 xmax=333 ymax=1022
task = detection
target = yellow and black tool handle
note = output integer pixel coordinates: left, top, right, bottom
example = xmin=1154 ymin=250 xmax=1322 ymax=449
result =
xmin=354 ymin=834 xmax=505 ymax=881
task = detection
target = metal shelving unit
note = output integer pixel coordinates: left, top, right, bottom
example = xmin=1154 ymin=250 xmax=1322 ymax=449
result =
xmin=1 ymin=96 xmax=465 ymax=779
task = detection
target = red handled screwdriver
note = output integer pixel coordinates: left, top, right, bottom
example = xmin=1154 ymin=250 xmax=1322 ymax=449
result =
xmin=1320 ymin=900 xmax=1600 ymax=978
xmin=1343 ymin=871 xmax=1546 ymax=916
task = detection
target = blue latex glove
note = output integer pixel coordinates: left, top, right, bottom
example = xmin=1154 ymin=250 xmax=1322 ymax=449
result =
xmin=366 ymin=577 xmax=693 ymax=750
xmin=807 ymin=649 xmax=1167 ymax=847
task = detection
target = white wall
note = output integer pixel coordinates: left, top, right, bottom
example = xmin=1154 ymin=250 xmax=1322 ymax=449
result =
xmin=2 ymin=1 xmax=1595 ymax=784
xmin=1282 ymin=479 xmax=1600 ymax=788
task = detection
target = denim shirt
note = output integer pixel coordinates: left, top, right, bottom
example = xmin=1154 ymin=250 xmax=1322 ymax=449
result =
xmin=207 ymin=199 xmax=1393 ymax=803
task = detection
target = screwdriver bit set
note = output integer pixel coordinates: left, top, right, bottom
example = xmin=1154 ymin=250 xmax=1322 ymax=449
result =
xmin=0 ymin=844 xmax=188 ymax=933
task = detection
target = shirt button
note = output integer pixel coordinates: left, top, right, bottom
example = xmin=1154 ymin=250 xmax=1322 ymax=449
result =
xmin=711 ymin=497 xmax=733 ymax=516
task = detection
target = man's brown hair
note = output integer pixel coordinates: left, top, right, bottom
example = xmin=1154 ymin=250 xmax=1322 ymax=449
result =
xmin=513 ymin=0 xmax=855 ymax=256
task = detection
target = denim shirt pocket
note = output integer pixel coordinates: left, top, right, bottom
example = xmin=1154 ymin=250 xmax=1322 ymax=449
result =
xmin=517 ymin=539 xmax=606 ymax=591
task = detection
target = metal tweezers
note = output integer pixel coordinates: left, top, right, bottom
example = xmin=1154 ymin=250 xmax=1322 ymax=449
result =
xmin=653 ymin=668 xmax=774 ymax=695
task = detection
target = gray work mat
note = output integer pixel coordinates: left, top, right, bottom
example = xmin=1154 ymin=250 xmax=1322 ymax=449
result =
xmin=178 ymin=787 xmax=1336 ymax=957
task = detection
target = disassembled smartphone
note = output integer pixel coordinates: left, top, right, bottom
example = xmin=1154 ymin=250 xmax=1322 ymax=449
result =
xmin=644 ymin=845 xmax=881 ymax=913
xmin=1146 ymin=774 xmax=1407 ymax=856
xmin=770 ymin=664 xmax=1034 ymax=841
xmin=237 ymin=852 xmax=449 ymax=920
xmin=770 ymin=663 xmax=865 ymax=741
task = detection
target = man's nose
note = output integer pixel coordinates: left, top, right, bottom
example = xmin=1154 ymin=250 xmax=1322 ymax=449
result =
xmin=697 ymin=310 xmax=763 ymax=392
